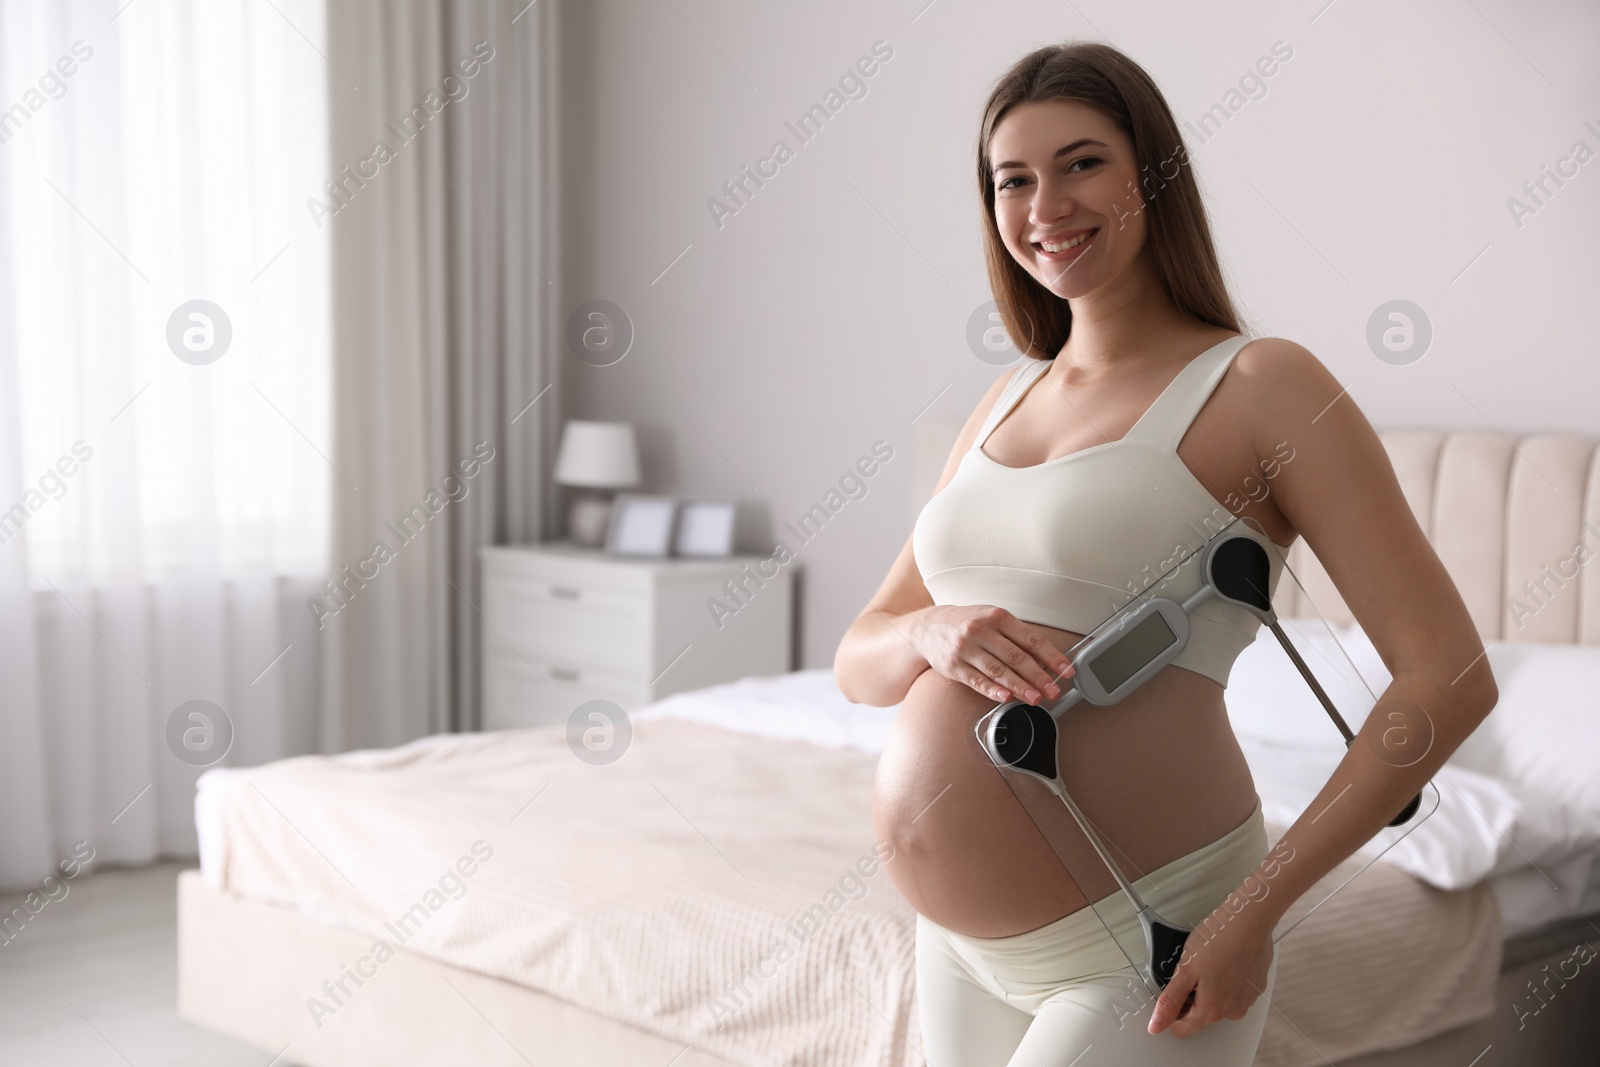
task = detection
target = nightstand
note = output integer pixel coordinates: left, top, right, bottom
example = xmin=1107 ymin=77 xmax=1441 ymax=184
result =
xmin=477 ymin=542 xmax=793 ymax=731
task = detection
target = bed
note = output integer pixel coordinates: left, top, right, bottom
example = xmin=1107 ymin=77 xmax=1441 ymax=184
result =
xmin=178 ymin=427 xmax=1600 ymax=1067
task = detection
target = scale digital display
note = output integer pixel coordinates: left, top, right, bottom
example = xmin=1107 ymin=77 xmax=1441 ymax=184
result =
xmin=1088 ymin=610 xmax=1179 ymax=693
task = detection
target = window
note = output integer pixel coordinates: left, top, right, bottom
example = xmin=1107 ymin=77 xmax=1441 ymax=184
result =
xmin=1 ymin=0 xmax=330 ymax=582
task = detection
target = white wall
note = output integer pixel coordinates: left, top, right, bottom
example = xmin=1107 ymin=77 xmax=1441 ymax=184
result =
xmin=558 ymin=0 xmax=1600 ymax=669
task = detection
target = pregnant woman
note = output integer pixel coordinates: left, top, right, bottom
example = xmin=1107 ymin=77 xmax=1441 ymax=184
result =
xmin=832 ymin=41 xmax=1496 ymax=1067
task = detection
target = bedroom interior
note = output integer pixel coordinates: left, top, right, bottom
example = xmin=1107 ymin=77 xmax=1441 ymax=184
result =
xmin=1 ymin=1 xmax=1597 ymax=1065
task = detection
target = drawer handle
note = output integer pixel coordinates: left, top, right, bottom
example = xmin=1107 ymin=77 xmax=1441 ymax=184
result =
xmin=549 ymin=585 xmax=581 ymax=599
xmin=550 ymin=666 xmax=580 ymax=682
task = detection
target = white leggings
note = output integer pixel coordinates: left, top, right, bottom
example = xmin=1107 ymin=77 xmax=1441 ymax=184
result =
xmin=916 ymin=801 xmax=1277 ymax=1067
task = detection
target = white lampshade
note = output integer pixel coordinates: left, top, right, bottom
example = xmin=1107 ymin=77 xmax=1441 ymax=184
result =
xmin=553 ymin=420 xmax=641 ymax=488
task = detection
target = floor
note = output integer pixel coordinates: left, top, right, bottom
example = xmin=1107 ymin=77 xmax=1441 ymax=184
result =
xmin=0 ymin=860 xmax=301 ymax=1066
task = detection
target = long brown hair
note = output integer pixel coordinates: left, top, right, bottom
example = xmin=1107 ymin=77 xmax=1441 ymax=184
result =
xmin=977 ymin=42 xmax=1241 ymax=360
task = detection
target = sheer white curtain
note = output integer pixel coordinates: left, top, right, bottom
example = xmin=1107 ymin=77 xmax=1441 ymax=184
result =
xmin=0 ymin=0 xmax=331 ymax=887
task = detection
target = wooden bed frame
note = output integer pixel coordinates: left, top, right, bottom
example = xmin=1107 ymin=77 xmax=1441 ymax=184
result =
xmin=179 ymin=426 xmax=1600 ymax=1066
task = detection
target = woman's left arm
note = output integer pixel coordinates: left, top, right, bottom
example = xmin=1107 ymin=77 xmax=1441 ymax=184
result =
xmin=1150 ymin=338 xmax=1500 ymax=1037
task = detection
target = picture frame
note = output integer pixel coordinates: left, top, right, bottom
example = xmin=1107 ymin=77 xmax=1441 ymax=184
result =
xmin=672 ymin=500 xmax=737 ymax=557
xmin=604 ymin=494 xmax=678 ymax=557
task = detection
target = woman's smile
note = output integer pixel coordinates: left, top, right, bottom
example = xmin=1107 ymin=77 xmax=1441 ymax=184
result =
xmin=1033 ymin=225 xmax=1100 ymax=264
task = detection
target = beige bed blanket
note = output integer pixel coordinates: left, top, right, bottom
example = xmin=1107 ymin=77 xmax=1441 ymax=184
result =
xmin=202 ymin=718 xmax=1500 ymax=1066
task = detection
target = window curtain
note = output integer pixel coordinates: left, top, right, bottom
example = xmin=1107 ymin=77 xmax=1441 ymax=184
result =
xmin=318 ymin=0 xmax=560 ymax=750
xmin=0 ymin=0 xmax=559 ymax=889
xmin=0 ymin=0 xmax=333 ymax=888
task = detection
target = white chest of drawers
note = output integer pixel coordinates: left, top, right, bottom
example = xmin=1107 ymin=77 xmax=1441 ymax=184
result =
xmin=478 ymin=542 xmax=792 ymax=731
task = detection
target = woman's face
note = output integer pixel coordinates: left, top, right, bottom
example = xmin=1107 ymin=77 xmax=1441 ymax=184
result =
xmin=987 ymin=99 xmax=1147 ymax=301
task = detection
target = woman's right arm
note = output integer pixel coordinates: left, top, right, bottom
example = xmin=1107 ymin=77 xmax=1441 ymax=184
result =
xmin=832 ymin=366 xmax=1074 ymax=707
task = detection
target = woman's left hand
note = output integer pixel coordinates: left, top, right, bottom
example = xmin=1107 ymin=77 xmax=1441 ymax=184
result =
xmin=1147 ymin=905 xmax=1274 ymax=1037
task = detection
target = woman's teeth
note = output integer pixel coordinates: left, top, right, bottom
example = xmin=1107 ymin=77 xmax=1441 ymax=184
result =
xmin=1039 ymin=231 xmax=1094 ymax=253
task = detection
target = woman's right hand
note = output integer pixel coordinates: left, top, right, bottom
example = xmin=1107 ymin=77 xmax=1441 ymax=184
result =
xmin=906 ymin=605 xmax=1075 ymax=706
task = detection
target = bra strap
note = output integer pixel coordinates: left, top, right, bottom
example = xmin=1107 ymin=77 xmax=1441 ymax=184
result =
xmin=1123 ymin=334 xmax=1253 ymax=451
xmin=973 ymin=358 xmax=1052 ymax=448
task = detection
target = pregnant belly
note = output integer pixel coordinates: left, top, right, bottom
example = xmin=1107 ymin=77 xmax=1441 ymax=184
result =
xmin=871 ymin=646 xmax=1260 ymax=938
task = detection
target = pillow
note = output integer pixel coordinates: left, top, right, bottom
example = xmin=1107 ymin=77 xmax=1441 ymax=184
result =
xmin=1226 ymin=616 xmax=1387 ymax=749
xmin=1240 ymin=624 xmax=1600 ymax=819
xmin=1240 ymin=735 xmax=1520 ymax=890
xmin=1446 ymin=642 xmax=1600 ymax=818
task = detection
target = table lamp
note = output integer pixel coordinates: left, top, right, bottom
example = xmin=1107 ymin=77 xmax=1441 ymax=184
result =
xmin=553 ymin=420 xmax=642 ymax=546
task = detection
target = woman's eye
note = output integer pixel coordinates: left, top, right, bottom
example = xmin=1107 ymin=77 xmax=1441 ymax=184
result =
xmin=997 ymin=157 xmax=1101 ymax=190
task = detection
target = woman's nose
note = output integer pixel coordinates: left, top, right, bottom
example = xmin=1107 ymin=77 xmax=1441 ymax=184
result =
xmin=1029 ymin=179 xmax=1075 ymax=226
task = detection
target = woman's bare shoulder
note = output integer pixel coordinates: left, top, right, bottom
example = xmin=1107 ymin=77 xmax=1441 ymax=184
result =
xmin=1230 ymin=336 xmax=1340 ymax=402
xmin=1221 ymin=336 xmax=1347 ymax=434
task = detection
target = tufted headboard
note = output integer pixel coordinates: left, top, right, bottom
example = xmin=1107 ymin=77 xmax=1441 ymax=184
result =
xmin=909 ymin=418 xmax=1600 ymax=646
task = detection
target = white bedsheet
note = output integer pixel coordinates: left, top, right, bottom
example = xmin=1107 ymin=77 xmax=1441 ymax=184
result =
xmin=197 ymin=663 xmax=1600 ymax=942
xmin=629 ymin=667 xmax=1600 ymax=940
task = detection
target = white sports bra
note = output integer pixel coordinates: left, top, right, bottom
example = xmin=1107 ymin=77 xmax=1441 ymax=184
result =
xmin=912 ymin=333 xmax=1285 ymax=688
